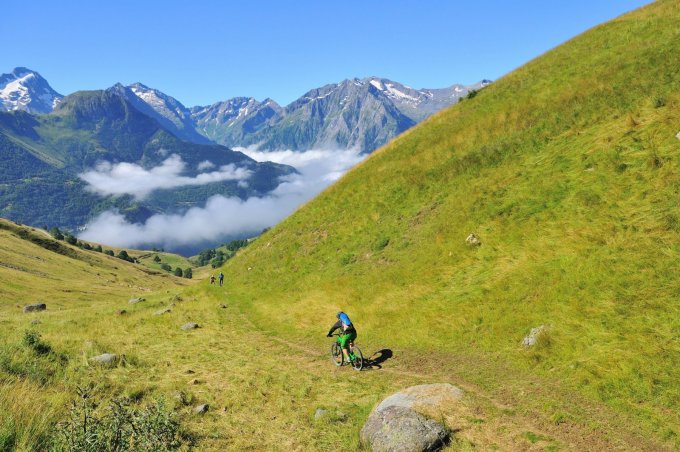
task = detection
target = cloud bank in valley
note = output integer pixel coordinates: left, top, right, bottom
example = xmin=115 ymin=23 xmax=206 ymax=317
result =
xmin=79 ymin=154 xmax=251 ymax=199
xmin=78 ymin=148 xmax=365 ymax=251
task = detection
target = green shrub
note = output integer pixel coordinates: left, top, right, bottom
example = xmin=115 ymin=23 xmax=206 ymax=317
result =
xmin=22 ymin=330 xmax=52 ymax=355
xmin=160 ymin=263 xmax=172 ymax=272
xmin=173 ymin=268 xmax=183 ymax=277
xmin=183 ymin=268 xmax=193 ymax=279
xmin=53 ymin=389 xmax=187 ymax=451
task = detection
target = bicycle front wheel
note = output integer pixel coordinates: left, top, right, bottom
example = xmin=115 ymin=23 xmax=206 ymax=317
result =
xmin=331 ymin=342 xmax=343 ymax=366
xmin=350 ymin=345 xmax=363 ymax=371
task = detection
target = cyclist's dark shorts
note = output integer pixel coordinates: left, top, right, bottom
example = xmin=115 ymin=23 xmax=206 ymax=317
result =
xmin=339 ymin=331 xmax=357 ymax=348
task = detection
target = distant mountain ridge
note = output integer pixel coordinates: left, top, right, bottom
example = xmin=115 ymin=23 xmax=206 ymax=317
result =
xmin=191 ymin=77 xmax=491 ymax=153
xmin=0 ymin=67 xmax=489 ymax=154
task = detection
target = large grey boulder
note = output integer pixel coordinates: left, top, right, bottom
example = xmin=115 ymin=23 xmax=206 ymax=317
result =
xmin=360 ymin=406 xmax=448 ymax=452
xmin=361 ymin=384 xmax=463 ymax=451
xmin=89 ymin=353 xmax=118 ymax=367
xmin=23 ymin=303 xmax=46 ymax=313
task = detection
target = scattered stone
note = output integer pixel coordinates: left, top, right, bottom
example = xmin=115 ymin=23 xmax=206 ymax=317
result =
xmin=89 ymin=353 xmax=118 ymax=368
xmin=360 ymin=406 xmax=449 ymax=452
xmin=219 ymin=304 xmax=227 ymax=309
xmin=171 ymin=294 xmax=183 ymax=302
xmin=23 ymin=303 xmax=46 ymax=313
xmin=181 ymin=323 xmax=199 ymax=331
xmin=128 ymin=297 xmax=145 ymax=304
xmin=522 ymin=325 xmax=549 ymax=347
xmin=676 ymin=131 xmax=680 ymax=140
xmin=154 ymin=308 xmax=172 ymax=316
xmin=188 ymin=378 xmax=201 ymax=385
xmin=314 ymin=408 xmax=328 ymax=421
xmin=193 ymin=404 xmax=209 ymax=415
xmin=31 ymin=319 xmax=41 ymax=325
xmin=117 ymin=309 xmax=127 ymax=316
xmin=185 ymin=369 xmax=195 ymax=374
xmin=465 ymin=233 xmax=481 ymax=246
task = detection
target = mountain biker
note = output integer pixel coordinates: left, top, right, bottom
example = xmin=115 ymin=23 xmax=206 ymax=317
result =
xmin=327 ymin=311 xmax=357 ymax=363
xmin=218 ymin=271 xmax=224 ymax=287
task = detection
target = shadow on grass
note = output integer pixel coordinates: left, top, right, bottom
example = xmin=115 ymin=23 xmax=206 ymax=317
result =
xmin=362 ymin=349 xmax=393 ymax=370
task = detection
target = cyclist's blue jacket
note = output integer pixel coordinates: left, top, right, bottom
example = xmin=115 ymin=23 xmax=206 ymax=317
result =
xmin=328 ymin=312 xmax=356 ymax=335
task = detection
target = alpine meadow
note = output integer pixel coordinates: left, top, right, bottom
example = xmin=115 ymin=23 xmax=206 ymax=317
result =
xmin=1 ymin=0 xmax=679 ymax=451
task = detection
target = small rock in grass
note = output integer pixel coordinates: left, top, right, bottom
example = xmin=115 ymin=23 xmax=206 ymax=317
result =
xmin=193 ymin=404 xmax=209 ymax=415
xmin=181 ymin=322 xmax=199 ymax=331
xmin=522 ymin=325 xmax=549 ymax=347
xmin=676 ymin=131 xmax=680 ymax=140
xmin=188 ymin=379 xmax=201 ymax=385
xmin=89 ymin=353 xmax=118 ymax=368
xmin=128 ymin=297 xmax=145 ymax=304
xmin=465 ymin=233 xmax=481 ymax=246
xmin=314 ymin=408 xmax=328 ymax=421
xmin=23 ymin=303 xmax=46 ymax=313
xmin=185 ymin=369 xmax=195 ymax=374
xmin=117 ymin=309 xmax=127 ymax=316
xmin=219 ymin=304 xmax=227 ymax=309
xmin=154 ymin=308 xmax=172 ymax=316
xmin=31 ymin=319 xmax=41 ymax=325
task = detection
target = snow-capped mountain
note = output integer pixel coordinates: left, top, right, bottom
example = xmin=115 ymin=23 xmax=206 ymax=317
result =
xmin=0 ymin=67 xmax=63 ymax=114
xmin=191 ymin=77 xmax=491 ymax=153
xmin=108 ymin=82 xmax=212 ymax=144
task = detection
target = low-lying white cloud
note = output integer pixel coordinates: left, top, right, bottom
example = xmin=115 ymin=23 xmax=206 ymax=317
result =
xmin=79 ymin=148 xmax=366 ymax=251
xmin=79 ymin=154 xmax=251 ymax=199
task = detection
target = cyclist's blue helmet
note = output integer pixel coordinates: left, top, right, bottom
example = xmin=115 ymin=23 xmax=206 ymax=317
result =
xmin=336 ymin=311 xmax=343 ymax=319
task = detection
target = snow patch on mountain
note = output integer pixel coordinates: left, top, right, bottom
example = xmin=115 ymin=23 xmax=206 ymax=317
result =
xmin=0 ymin=67 xmax=63 ymax=114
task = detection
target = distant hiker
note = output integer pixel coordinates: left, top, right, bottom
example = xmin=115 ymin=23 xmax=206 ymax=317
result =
xmin=210 ymin=275 xmax=215 ymax=285
xmin=327 ymin=311 xmax=357 ymax=363
xmin=218 ymin=272 xmax=224 ymax=287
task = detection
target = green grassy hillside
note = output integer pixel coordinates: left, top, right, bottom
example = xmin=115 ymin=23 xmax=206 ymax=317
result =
xmin=1 ymin=219 xmax=659 ymax=451
xmin=215 ymin=0 xmax=680 ymax=446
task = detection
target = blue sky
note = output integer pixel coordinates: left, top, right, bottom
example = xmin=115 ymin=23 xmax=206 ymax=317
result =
xmin=2 ymin=0 xmax=651 ymax=107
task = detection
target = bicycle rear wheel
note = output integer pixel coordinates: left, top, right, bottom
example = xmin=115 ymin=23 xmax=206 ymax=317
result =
xmin=350 ymin=345 xmax=363 ymax=371
xmin=330 ymin=342 xmax=343 ymax=366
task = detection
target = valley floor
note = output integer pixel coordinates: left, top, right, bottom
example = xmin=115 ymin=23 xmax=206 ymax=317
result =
xmin=2 ymin=277 xmax=671 ymax=450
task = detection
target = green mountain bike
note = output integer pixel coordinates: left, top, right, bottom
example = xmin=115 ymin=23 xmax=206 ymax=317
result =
xmin=330 ymin=333 xmax=363 ymax=371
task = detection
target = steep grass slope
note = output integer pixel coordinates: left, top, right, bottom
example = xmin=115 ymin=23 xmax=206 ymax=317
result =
xmin=218 ymin=0 xmax=680 ymax=445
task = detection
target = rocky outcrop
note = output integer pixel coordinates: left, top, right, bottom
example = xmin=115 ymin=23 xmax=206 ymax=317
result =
xmin=181 ymin=323 xmax=199 ymax=331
